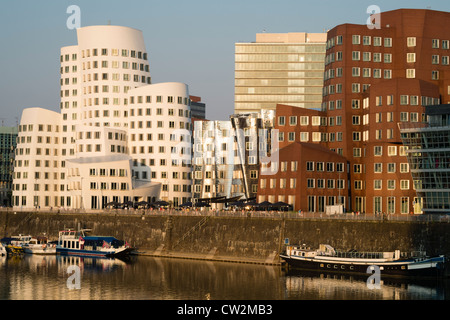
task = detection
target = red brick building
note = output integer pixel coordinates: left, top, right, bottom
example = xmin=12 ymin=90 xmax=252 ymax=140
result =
xmin=258 ymin=9 xmax=450 ymax=215
xmin=258 ymin=142 xmax=348 ymax=212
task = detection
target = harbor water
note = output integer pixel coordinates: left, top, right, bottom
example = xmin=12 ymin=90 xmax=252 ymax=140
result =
xmin=0 ymin=254 xmax=449 ymax=300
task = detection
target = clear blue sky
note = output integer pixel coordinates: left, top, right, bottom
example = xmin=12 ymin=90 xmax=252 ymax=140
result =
xmin=0 ymin=0 xmax=449 ymax=125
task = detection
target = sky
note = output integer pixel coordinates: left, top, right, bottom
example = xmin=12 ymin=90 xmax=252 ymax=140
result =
xmin=0 ymin=0 xmax=449 ymax=126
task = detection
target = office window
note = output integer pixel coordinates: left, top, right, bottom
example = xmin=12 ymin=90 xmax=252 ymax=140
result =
xmin=407 ymin=53 xmax=416 ymax=63
xmin=387 ymin=180 xmax=395 ymax=190
xmin=432 ymin=71 xmax=439 ymax=80
xmin=374 ymin=163 xmax=382 ymax=173
xmin=384 ymin=38 xmax=392 ymax=47
xmin=432 ymin=55 xmax=440 ymax=64
xmin=352 ymin=35 xmax=361 ymax=44
xmin=384 ymin=53 xmax=392 ymax=63
xmin=374 ymin=180 xmax=382 ymax=190
xmin=432 ymin=39 xmax=440 ymax=49
xmin=406 ymin=69 xmax=415 ymax=78
xmin=407 ymin=37 xmax=416 ymax=47
xmin=363 ymin=36 xmax=371 ymax=45
xmin=374 ymin=146 xmax=382 ymax=156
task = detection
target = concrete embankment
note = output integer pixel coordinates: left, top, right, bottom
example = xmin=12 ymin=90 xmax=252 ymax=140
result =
xmin=1 ymin=211 xmax=450 ymax=267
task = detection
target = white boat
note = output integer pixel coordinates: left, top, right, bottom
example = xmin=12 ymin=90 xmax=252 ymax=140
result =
xmin=22 ymin=236 xmax=57 ymax=255
xmin=56 ymin=229 xmax=135 ymax=258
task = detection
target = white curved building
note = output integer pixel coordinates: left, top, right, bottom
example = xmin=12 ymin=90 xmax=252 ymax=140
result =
xmin=12 ymin=25 xmax=192 ymax=210
xmin=127 ymin=82 xmax=192 ymax=207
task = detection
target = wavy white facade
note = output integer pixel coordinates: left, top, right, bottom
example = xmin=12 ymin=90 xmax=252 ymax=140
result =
xmin=12 ymin=25 xmax=192 ymax=210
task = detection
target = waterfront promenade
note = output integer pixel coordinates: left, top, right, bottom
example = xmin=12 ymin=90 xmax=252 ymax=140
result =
xmin=1 ymin=207 xmax=449 ymax=223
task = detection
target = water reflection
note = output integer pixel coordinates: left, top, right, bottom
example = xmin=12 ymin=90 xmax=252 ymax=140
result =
xmin=284 ymin=269 xmax=448 ymax=300
xmin=0 ymin=255 xmax=448 ymax=300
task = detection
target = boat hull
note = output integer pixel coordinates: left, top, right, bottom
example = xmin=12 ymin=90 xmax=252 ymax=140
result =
xmin=57 ymin=247 xmax=134 ymax=258
xmin=280 ymin=254 xmax=445 ymax=278
xmin=23 ymin=246 xmax=56 ymax=255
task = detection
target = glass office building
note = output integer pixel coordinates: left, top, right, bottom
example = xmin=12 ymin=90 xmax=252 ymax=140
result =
xmin=235 ymin=33 xmax=327 ymax=114
xmin=399 ymin=104 xmax=450 ymax=214
xmin=0 ymin=126 xmax=18 ymax=206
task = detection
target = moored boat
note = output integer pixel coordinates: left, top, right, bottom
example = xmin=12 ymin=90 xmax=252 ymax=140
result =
xmin=280 ymin=244 xmax=446 ymax=278
xmin=56 ymin=229 xmax=135 ymax=258
xmin=2 ymin=235 xmax=32 ymax=255
xmin=22 ymin=236 xmax=57 ymax=255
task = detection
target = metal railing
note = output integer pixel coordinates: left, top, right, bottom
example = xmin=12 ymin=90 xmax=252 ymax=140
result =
xmin=1 ymin=207 xmax=450 ymax=223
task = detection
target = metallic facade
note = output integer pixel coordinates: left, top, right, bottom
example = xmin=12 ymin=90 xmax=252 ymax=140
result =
xmin=193 ymin=112 xmax=275 ymax=207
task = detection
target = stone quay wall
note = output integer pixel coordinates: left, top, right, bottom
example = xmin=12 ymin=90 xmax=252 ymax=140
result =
xmin=1 ymin=211 xmax=450 ymax=266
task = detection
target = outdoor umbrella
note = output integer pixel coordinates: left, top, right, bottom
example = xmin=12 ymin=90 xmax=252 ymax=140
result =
xmin=180 ymin=202 xmax=193 ymax=207
xmin=154 ymin=200 xmax=169 ymax=207
xmin=256 ymin=201 xmax=272 ymax=209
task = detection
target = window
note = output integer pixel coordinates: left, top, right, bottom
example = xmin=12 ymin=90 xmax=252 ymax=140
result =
xmin=362 ymin=68 xmax=371 ymax=78
xmin=407 ymin=53 xmax=416 ymax=63
xmin=388 ymin=163 xmax=396 ymax=173
xmin=300 ymin=116 xmax=309 ymax=126
xmin=406 ymin=69 xmax=415 ymax=78
xmin=306 ymin=162 xmax=314 ymax=171
xmin=384 ymin=70 xmax=392 ymax=79
xmin=443 ymin=56 xmax=449 ymax=65
xmin=432 ymin=55 xmax=440 ymax=64
xmin=443 ymin=40 xmax=449 ymax=49
xmin=288 ymin=132 xmax=295 ymax=142
xmin=278 ymin=116 xmax=285 ymax=126
xmin=352 ymin=35 xmax=361 ymax=45
xmin=432 ymin=71 xmax=439 ymax=80
xmin=384 ymin=53 xmax=392 ymax=63
xmin=363 ymin=36 xmax=371 ymax=45
xmin=289 ymin=116 xmax=297 ymax=125
xmin=387 ymin=180 xmax=395 ymax=190
xmin=373 ymin=53 xmax=381 ymax=62
xmin=407 ymin=37 xmax=416 ymax=47
xmin=384 ymin=38 xmax=392 ymax=47
xmin=374 ymin=163 xmax=382 ymax=173
xmin=316 ymin=162 xmax=324 ymax=172
xmin=300 ymin=132 xmax=309 ymax=142
xmin=373 ymin=37 xmax=381 ymax=46
xmin=352 ymin=51 xmax=360 ymax=61
xmin=374 ymin=146 xmax=382 ymax=156
xmin=432 ymin=39 xmax=440 ymax=49
xmin=401 ymin=180 xmax=410 ymax=190
xmin=374 ymin=180 xmax=382 ymax=190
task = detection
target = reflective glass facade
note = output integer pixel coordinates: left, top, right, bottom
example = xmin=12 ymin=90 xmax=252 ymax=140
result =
xmin=400 ymin=105 xmax=450 ymax=213
xmin=0 ymin=127 xmax=17 ymax=206
xmin=235 ymin=33 xmax=327 ymax=114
